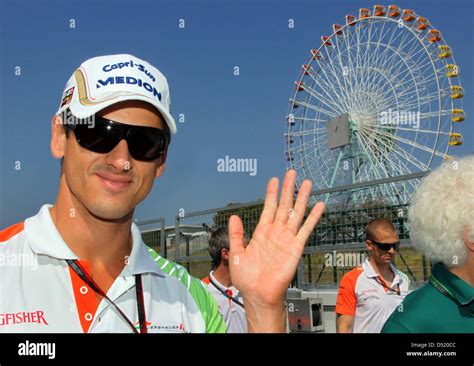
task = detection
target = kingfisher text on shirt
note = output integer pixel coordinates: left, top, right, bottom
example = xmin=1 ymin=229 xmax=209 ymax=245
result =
xmin=0 ymin=311 xmax=49 ymax=326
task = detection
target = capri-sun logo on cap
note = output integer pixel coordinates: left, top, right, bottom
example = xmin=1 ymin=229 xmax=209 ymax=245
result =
xmin=93 ymin=59 xmax=162 ymax=102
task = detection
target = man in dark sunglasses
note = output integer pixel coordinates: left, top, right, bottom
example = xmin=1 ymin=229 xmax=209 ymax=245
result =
xmin=0 ymin=54 xmax=325 ymax=333
xmin=336 ymin=218 xmax=410 ymax=333
xmin=62 ymin=108 xmax=171 ymax=162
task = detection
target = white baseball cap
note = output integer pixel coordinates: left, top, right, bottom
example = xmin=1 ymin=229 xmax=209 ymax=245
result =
xmin=56 ymin=54 xmax=177 ymax=134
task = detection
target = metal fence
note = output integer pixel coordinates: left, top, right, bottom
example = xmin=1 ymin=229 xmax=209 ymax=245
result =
xmin=298 ymin=173 xmax=431 ymax=289
xmin=137 ymin=174 xmax=431 ymax=287
xmin=298 ymin=242 xmax=430 ymax=290
xmin=172 ymin=201 xmax=264 ymax=280
xmin=136 ymin=218 xmax=166 ymax=257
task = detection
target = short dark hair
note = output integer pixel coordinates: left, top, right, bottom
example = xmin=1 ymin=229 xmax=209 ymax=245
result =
xmin=365 ymin=218 xmax=396 ymax=241
xmin=208 ymin=227 xmax=229 ymax=269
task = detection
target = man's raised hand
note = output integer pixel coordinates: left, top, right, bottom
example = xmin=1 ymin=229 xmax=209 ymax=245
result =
xmin=228 ymin=170 xmax=325 ymax=332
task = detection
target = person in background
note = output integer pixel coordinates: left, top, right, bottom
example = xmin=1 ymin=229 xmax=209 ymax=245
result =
xmin=203 ymin=227 xmax=247 ymax=333
xmin=336 ymin=218 xmax=410 ymax=333
xmin=382 ymin=155 xmax=474 ymax=333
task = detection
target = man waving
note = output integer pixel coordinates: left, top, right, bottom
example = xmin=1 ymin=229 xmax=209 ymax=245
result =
xmin=0 ymin=54 xmax=325 ymax=333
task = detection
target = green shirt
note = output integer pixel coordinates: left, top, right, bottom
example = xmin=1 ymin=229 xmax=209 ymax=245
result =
xmin=147 ymin=248 xmax=227 ymax=333
xmin=382 ymin=263 xmax=474 ymax=333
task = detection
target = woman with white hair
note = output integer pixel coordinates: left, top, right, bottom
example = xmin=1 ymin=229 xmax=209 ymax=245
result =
xmin=382 ymin=155 xmax=474 ymax=333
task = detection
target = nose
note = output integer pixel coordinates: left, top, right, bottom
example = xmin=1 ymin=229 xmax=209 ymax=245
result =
xmin=104 ymin=139 xmax=133 ymax=171
xmin=388 ymin=246 xmax=395 ymax=254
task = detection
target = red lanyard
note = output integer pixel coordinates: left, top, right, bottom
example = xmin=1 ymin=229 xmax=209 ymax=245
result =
xmin=209 ymin=277 xmax=244 ymax=309
xmin=375 ymin=276 xmax=401 ymax=295
xmin=66 ymin=259 xmax=147 ymax=333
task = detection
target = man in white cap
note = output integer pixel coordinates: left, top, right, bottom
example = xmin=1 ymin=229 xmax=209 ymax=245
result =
xmin=0 ymin=54 xmax=325 ymax=333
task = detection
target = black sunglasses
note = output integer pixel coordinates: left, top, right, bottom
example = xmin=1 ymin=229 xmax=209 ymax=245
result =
xmin=369 ymin=240 xmax=400 ymax=251
xmin=65 ymin=113 xmax=170 ymax=162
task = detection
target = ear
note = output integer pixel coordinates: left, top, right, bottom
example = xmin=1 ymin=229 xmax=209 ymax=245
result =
xmin=155 ymin=160 xmax=167 ymax=178
xmin=221 ymin=248 xmax=230 ymax=261
xmin=155 ymin=148 xmax=168 ymax=178
xmin=51 ymin=114 xmax=67 ymax=159
xmin=365 ymin=240 xmax=373 ymax=252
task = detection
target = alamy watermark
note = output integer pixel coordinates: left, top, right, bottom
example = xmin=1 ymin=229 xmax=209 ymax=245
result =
xmin=18 ymin=340 xmax=55 ymax=359
xmin=217 ymin=155 xmax=257 ymax=176
xmin=0 ymin=252 xmax=38 ymax=270
xmin=379 ymin=108 xmax=420 ymax=129
xmin=324 ymin=250 xmax=367 ymax=268
xmin=61 ymin=109 xmax=95 ymax=129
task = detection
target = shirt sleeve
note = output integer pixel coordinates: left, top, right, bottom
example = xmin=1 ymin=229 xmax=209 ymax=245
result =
xmin=335 ymin=270 xmax=358 ymax=316
xmin=188 ymin=277 xmax=227 ymax=333
xmin=147 ymin=248 xmax=227 ymax=333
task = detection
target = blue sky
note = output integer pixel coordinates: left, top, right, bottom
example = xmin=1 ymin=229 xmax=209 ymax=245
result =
xmin=0 ymin=0 xmax=473 ymax=228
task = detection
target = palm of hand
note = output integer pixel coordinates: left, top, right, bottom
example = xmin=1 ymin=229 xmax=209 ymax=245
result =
xmin=229 ymin=170 xmax=325 ymax=307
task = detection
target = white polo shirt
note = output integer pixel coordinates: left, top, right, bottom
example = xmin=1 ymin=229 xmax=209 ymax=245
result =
xmin=202 ymin=271 xmax=247 ymax=333
xmin=335 ymin=259 xmax=411 ymax=333
xmin=0 ymin=204 xmax=226 ymax=333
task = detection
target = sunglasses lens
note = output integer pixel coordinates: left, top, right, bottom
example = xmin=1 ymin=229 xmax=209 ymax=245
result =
xmin=127 ymin=127 xmax=167 ymax=161
xmin=73 ymin=120 xmax=122 ymax=154
xmin=69 ymin=114 xmax=167 ymax=161
xmin=376 ymin=242 xmax=399 ymax=251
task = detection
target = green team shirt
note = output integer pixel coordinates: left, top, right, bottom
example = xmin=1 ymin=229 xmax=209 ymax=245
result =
xmin=147 ymin=248 xmax=227 ymax=333
xmin=382 ymin=263 xmax=474 ymax=333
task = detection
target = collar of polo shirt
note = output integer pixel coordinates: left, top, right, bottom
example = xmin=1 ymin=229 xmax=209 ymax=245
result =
xmin=431 ymin=263 xmax=474 ymax=306
xmin=362 ymin=258 xmax=401 ymax=286
xmin=24 ymin=204 xmax=164 ymax=277
xmin=209 ymin=271 xmax=239 ymax=294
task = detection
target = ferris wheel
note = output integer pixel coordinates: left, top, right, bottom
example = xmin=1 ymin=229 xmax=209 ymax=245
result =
xmin=285 ymin=5 xmax=465 ymax=206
